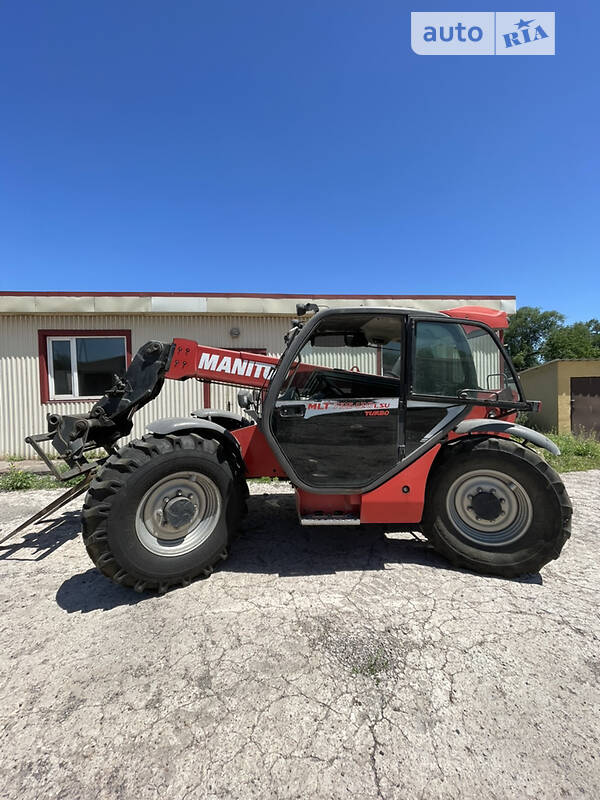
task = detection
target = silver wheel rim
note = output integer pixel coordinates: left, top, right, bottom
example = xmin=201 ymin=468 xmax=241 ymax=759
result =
xmin=445 ymin=469 xmax=533 ymax=547
xmin=135 ymin=471 xmax=222 ymax=557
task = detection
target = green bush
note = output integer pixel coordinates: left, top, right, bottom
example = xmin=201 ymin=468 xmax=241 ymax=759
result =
xmin=0 ymin=466 xmax=37 ymax=491
xmin=0 ymin=463 xmax=85 ymax=492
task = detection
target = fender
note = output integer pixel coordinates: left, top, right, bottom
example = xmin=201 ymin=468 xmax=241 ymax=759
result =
xmin=454 ymin=419 xmax=560 ymax=456
xmin=146 ymin=416 xmax=232 ymax=437
xmin=145 ymin=417 xmax=245 ymax=470
xmin=190 ymin=409 xmax=250 ymax=431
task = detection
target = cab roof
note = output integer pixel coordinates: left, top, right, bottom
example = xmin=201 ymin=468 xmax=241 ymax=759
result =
xmin=309 ymin=305 xmax=509 ymax=330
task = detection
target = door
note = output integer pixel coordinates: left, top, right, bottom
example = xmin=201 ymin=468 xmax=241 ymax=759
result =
xmin=571 ymin=377 xmax=600 ymax=436
xmin=406 ymin=318 xmax=524 ymax=455
xmin=268 ymin=312 xmax=405 ymax=490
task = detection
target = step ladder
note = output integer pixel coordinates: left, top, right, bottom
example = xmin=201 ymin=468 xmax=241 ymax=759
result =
xmin=299 ymin=514 xmax=360 ymax=526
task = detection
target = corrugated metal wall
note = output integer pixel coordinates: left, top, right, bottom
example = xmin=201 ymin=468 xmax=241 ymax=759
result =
xmin=0 ymin=314 xmax=293 ymax=457
xmin=302 ymin=347 xmax=377 ymax=373
xmin=0 ymin=312 xmax=506 ymax=458
xmin=468 ymin=333 xmax=503 ymax=390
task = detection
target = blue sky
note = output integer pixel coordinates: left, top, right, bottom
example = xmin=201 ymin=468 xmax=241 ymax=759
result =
xmin=0 ymin=2 xmax=597 ymax=321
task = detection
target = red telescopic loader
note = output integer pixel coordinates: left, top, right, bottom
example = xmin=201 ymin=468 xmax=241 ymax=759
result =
xmin=8 ymin=304 xmax=571 ymax=592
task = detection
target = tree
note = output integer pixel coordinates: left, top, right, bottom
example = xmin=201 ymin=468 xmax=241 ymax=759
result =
xmin=542 ymin=322 xmax=600 ymax=361
xmin=587 ymin=318 xmax=600 ymax=349
xmin=504 ymin=306 xmax=564 ymax=370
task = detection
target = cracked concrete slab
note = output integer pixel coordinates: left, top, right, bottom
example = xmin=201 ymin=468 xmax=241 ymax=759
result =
xmin=0 ymin=472 xmax=599 ymax=799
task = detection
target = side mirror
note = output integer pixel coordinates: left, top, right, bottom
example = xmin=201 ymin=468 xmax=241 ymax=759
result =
xmin=237 ymin=390 xmax=252 ymax=410
xmin=238 ymin=389 xmax=261 ymax=422
xmin=296 ymin=302 xmax=320 ymax=317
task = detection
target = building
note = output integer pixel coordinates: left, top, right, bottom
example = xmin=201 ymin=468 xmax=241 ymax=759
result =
xmin=0 ymin=292 xmax=516 ymax=458
xmin=519 ymin=359 xmax=600 ymax=436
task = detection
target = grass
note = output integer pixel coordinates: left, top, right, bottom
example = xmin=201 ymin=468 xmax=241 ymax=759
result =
xmin=538 ymin=432 xmax=600 ymax=473
xmin=1 ymin=433 xmax=598 ymax=492
xmin=0 ymin=464 xmax=84 ymax=492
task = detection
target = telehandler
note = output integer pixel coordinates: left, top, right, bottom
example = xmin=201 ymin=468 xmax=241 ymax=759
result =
xmin=11 ymin=304 xmax=571 ymax=591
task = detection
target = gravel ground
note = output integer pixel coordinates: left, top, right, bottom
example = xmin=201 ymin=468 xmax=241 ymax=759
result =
xmin=0 ymin=472 xmax=599 ymax=800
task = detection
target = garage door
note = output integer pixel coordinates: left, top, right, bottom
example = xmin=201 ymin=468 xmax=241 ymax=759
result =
xmin=571 ymin=377 xmax=600 ymax=436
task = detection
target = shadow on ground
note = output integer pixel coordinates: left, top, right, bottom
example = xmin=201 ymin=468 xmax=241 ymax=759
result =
xmin=0 ymin=511 xmax=80 ymax=562
xmin=56 ymin=569 xmax=149 ymax=613
xmin=231 ymin=494 xmax=543 ymax=584
xmin=52 ymin=491 xmax=542 ymax=611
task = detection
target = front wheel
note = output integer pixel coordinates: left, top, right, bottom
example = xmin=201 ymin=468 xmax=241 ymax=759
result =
xmin=82 ymin=433 xmax=247 ymax=592
xmin=422 ymin=438 xmax=572 ymax=577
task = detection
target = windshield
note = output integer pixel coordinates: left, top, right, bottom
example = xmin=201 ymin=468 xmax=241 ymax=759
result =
xmin=278 ymin=313 xmax=404 ymax=401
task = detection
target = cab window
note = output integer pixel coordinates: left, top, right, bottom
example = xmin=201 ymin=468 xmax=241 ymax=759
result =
xmin=279 ymin=314 xmax=404 ymax=401
xmin=412 ymin=321 xmax=521 ymax=402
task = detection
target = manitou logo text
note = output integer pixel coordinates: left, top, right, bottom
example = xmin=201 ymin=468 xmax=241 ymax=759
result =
xmin=198 ymin=351 xmax=274 ymax=380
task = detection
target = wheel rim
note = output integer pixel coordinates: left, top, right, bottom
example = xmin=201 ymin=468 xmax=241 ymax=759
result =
xmin=445 ymin=469 xmax=533 ymax=547
xmin=135 ymin=471 xmax=222 ymax=557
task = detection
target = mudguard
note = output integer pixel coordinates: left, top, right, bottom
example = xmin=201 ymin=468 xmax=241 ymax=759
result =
xmin=191 ymin=409 xmax=250 ymax=430
xmin=146 ymin=416 xmax=249 ymax=458
xmin=146 ymin=417 xmax=229 ymax=437
xmin=191 ymin=409 xmax=247 ymax=424
xmin=145 ymin=417 xmax=247 ymax=473
xmin=454 ymin=419 xmax=560 ymax=456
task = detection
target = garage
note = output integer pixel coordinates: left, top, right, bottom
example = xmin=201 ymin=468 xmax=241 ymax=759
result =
xmin=571 ymin=376 xmax=600 ymax=436
xmin=519 ymin=359 xmax=600 ymax=435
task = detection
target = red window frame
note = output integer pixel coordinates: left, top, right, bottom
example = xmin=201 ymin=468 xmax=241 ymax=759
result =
xmin=38 ymin=329 xmax=132 ymax=404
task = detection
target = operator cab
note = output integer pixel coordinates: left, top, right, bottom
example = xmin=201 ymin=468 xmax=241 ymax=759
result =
xmin=263 ymin=308 xmax=526 ymax=493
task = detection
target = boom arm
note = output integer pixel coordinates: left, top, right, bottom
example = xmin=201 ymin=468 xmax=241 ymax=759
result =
xmin=166 ymin=339 xmax=280 ymax=388
xmin=26 ymin=338 xmax=282 ymax=479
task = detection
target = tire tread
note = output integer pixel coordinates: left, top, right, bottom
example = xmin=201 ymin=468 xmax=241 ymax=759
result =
xmin=422 ymin=437 xmax=572 ymax=577
xmin=82 ymin=432 xmax=247 ymax=592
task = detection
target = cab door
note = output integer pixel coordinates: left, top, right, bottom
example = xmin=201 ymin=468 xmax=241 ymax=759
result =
xmin=405 ymin=316 xmax=524 ymax=456
xmin=264 ymin=311 xmax=406 ymax=492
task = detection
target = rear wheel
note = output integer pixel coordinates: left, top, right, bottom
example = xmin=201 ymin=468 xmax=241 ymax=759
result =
xmin=422 ymin=437 xmax=572 ymax=577
xmin=82 ymin=433 xmax=247 ymax=592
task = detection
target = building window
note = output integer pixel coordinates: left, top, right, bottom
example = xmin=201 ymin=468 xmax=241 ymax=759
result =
xmin=39 ymin=330 xmax=131 ymax=402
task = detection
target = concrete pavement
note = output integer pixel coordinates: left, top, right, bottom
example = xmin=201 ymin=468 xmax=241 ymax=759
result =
xmin=0 ymin=472 xmax=598 ymax=799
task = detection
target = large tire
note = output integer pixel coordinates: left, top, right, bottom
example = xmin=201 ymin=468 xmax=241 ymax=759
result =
xmin=422 ymin=437 xmax=572 ymax=577
xmin=82 ymin=433 xmax=247 ymax=592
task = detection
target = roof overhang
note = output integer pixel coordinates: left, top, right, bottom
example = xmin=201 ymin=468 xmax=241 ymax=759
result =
xmin=0 ymin=292 xmax=516 ymax=317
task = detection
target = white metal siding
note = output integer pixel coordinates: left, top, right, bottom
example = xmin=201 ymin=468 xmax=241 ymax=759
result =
xmin=0 ymin=314 xmax=292 ymax=457
xmin=302 ymin=347 xmax=377 ymax=374
xmin=469 ymin=334 xmax=503 ymax=390
xmin=0 ymin=307 xmax=510 ymax=458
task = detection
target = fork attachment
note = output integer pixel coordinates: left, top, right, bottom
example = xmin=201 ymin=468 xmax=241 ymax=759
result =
xmin=25 ymin=340 xmax=174 ymax=481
